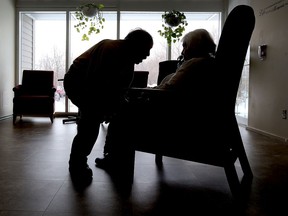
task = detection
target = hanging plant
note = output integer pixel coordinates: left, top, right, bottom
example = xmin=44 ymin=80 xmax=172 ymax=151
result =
xmin=74 ymin=3 xmax=105 ymax=41
xmin=158 ymin=10 xmax=188 ymax=46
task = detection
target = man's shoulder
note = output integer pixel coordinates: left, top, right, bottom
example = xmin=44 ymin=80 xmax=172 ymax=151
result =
xmin=95 ymin=39 xmax=126 ymax=52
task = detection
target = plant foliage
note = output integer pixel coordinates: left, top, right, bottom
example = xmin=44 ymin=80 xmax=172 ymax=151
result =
xmin=158 ymin=10 xmax=188 ymax=46
xmin=74 ymin=3 xmax=105 ymax=41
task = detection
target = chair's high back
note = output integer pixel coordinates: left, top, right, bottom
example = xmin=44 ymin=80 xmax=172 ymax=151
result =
xmin=158 ymin=60 xmax=178 ymax=85
xmin=22 ymin=70 xmax=54 ymax=94
xmin=215 ymin=5 xmax=255 ymax=112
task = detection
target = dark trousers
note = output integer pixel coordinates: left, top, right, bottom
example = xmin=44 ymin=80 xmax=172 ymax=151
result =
xmin=102 ymin=106 xmax=130 ymax=156
xmin=69 ymin=106 xmax=103 ymax=168
xmin=101 ymin=97 xmax=153 ymax=157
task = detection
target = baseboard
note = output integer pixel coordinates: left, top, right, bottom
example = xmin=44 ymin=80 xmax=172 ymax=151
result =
xmin=0 ymin=115 xmax=12 ymax=121
xmin=53 ymin=112 xmax=78 ymax=117
xmin=245 ymin=126 xmax=288 ymax=143
xmin=236 ymin=115 xmax=247 ymax=126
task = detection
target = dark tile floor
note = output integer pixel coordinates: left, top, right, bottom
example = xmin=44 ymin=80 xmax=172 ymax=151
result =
xmin=0 ymin=117 xmax=287 ymax=216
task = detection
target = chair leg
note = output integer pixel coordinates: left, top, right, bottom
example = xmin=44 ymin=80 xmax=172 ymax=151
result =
xmin=118 ymin=149 xmax=135 ymax=186
xmin=50 ymin=115 xmax=54 ymax=123
xmin=155 ymin=154 xmax=163 ymax=167
xmin=237 ymin=149 xmax=253 ymax=198
xmin=231 ymin=126 xmax=253 ymax=196
xmin=13 ymin=114 xmax=17 ymax=125
xmin=238 ymin=145 xmax=253 ymax=180
xmin=224 ymin=164 xmax=241 ymax=199
xmin=127 ymin=150 xmax=135 ymax=185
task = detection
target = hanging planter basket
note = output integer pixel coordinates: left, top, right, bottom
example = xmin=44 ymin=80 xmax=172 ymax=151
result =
xmin=74 ymin=3 xmax=105 ymax=41
xmin=158 ymin=10 xmax=188 ymax=46
xmin=165 ymin=12 xmax=182 ymax=26
xmin=82 ymin=5 xmax=98 ymax=17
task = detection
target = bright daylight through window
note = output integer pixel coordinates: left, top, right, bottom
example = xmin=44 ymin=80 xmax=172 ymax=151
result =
xmin=19 ymin=10 xmax=248 ymax=120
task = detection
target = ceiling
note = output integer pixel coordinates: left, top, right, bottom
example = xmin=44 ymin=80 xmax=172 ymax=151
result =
xmin=16 ymin=0 xmax=225 ymax=12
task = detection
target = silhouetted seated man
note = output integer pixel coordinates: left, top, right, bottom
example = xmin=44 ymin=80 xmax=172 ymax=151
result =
xmin=95 ymin=29 xmax=217 ymax=168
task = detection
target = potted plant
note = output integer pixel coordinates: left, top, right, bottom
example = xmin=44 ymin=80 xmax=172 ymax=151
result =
xmin=74 ymin=3 xmax=105 ymax=41
xmin=158 ymin=10 xmax=188 ymax=46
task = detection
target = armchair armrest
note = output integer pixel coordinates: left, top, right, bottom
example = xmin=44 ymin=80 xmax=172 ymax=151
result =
xmin=13 ymin=84 xmax=56 ymax=97
xmin=50 ymin=86 xmax=57 ymax=96
xmin=127 ymin=87 xmax=175 ymax=105
xmin=128 ymin=87 xmax=173 ymax=96
xmin=13 ymin=85 xmax=23 ymax=97
xmin=13 ymin=84 xmax=22 ymax=92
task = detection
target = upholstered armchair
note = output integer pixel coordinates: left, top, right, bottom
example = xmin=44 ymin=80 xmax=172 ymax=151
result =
xmin=13 ymin=70 xmax=56 ymax=124
xmin=116 ymin=5 xmax=255 ymax=199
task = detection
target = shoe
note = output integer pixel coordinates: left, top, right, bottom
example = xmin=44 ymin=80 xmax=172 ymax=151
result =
xmin=69 ymin=164 xmax=93 ymax=184
xmin=95 ymin=154 xmax=115 ymax=169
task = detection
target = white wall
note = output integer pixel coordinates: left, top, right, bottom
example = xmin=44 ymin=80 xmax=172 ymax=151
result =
xmin=228 ymin=0 xmax=251 ymax=11
xmin=0 ymin=0 xmax=15 ymax=119
xmin=249 ymin=0 xmax=288 ymax=141
xmin=228 ymin=0 xmax=288 ymax=141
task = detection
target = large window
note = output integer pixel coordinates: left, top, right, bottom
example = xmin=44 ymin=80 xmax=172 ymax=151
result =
xmin=19 ymin=10 xmax=234 ymax=116
xmin=120 ymin=12 xmax=221 ymax=86
xmin=235 ymin=49 xmax=250 ymax=122
xmin=120 ymin=12 xmax=167 ymax=86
